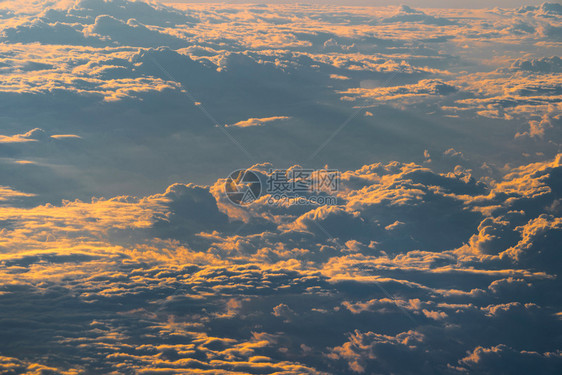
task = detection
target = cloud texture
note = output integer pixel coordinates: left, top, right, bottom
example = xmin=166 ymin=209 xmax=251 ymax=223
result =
xmin=0 ymin=0 xmax=561 ymax=374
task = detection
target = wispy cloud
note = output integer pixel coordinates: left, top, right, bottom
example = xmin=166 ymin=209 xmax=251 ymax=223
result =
xmin=226 ymin=116 xmax=291 ymax=128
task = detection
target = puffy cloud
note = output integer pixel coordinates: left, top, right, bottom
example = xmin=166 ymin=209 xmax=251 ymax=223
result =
xmin=328 ymin=330 xmax=426 ymax=374
xmin=341 ymin=79 xmax=458 ymax=104
xmin=84 ymin=15 xmax=189 ymax=48
xmin=272 ymin=303 xmax=295 ymax=319
xmin=512 ymin=56 xmax=562 ymax=73
xmin=457 ymin=344 xmax=562 ymax=374
xmin=382 ymin=5 xmax=457 ymax=26
xmin=2 ymin=18 xmax=93 ymax=45
xmin=151 ymin=183 xmax=230 ymax=240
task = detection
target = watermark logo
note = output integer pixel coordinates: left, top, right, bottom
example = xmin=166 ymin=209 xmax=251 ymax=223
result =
xmin=225 ymin=168 xmax=339 ymax=206
xmin=225 ymin=169 xmax=262 ymax=206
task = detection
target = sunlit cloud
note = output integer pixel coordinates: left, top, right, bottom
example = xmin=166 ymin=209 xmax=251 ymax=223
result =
xmin=226 ymin=116 xmax=291 ymax=128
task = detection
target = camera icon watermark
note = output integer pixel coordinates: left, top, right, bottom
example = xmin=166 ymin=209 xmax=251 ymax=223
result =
xmin=224 ymin=169 xmax=262 ymax=206
xmin=224 ymin=168 xmax=339 ymax=206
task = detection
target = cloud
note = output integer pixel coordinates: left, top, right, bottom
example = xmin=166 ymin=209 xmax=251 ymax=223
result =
xmin=150 ymin=183 xmax=230 ymax=240
xmin=0 ymin=356 xmax=78 ymax=375
xmin=328 ymin=330 xmax=426 ymax=373
xmin=227 ymin=116 xmax=291 ymax=128
xmin=0 ymin=128 xmax=46 ymax=143
xmin=512 ymin=56 xmax=562 ymax=73
xmin=457 ymin=344 xmax=562 ymax=374
xmin=0 ymin=185 xmax=35 ymax=202
xmin=50 ymin=134 xmax=82 ymax=139
xmin=341 ymin=79 xmax=458 ymax=104
xmin=383 ymin=5 xmax=457 ymax=26
xmin=0 ymin=128 xmax=81 ymax=143
xmin=84 ymin=15 xmax=189 ymax=48
xmin=2 ymin=19 xmax=92 ymax=45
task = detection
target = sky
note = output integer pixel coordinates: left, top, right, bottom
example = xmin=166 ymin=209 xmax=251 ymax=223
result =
xmin=0 ymin=0 xmax=561 ymax=374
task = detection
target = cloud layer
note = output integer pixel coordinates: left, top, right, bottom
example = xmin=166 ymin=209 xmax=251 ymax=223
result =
xmin=1 ymin=154 xmax=561 ymax=373
xmin=0 ymin=0 xmax=561 ymax=374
